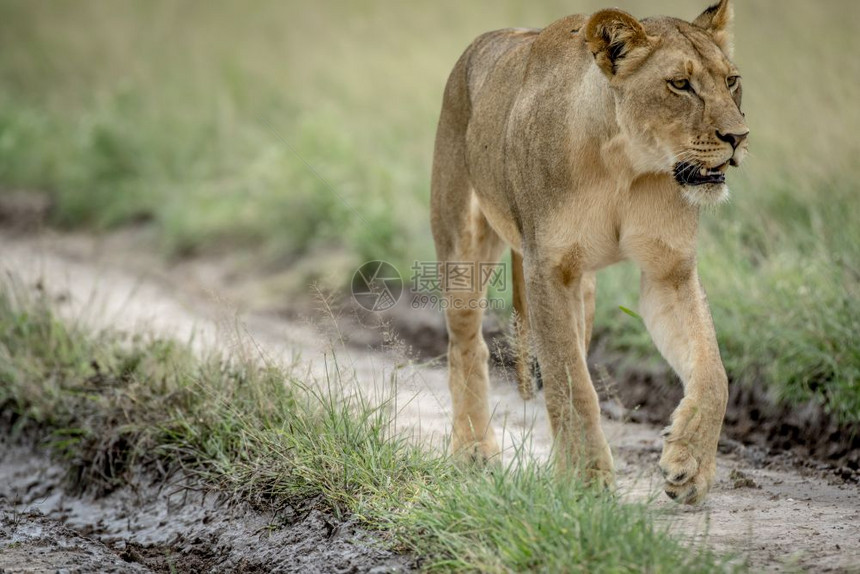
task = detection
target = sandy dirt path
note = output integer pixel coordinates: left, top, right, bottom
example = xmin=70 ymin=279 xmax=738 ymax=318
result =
xmin=1 ymin=230 xmax=858 ymax=572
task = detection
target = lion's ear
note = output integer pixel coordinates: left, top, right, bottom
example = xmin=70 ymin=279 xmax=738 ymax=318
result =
xmin=692 ymin=0 xmax=734 ymax=58
xmin=585 ymin=9 xmax=654 ymax=79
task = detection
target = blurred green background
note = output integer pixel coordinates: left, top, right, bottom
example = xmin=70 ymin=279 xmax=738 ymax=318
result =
xmin=0 ymin=1 xmax=857 ymax=422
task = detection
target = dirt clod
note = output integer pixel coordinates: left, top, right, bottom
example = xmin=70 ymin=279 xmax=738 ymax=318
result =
xmin=729 ymin=469 xmax=759 ymax=489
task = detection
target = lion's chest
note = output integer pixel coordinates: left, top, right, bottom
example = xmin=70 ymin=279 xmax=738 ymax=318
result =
xmin=538 ymin=190 xmax=627 ymax=272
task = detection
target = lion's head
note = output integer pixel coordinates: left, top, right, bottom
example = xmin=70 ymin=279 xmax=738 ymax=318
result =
xmin=585 ymin=0 xmax=748 ymax=205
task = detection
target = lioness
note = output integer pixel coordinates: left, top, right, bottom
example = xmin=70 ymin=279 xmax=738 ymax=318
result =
xmin=430 ymin=0 xmax=747 ymax=504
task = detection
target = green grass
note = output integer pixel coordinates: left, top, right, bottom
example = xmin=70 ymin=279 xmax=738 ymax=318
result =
xmin=0 ymin=282 xmax=739 ymax=572
xmin=0 ymin=0 xmax=857 ymax=422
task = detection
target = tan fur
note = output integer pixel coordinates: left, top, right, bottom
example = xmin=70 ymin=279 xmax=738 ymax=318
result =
xmin=430 ymin=0 xmax=747 ymax=503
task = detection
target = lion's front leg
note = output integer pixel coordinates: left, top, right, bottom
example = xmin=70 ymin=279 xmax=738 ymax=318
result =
xmin=639 ymin=267 xmax=728 ymax=504
xmin=525 ymin=254 xmax=614 ymax=487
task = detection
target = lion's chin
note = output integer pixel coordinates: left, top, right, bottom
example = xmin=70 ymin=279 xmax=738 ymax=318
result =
xmin=681 ymin=182 xmax=730 ymax=207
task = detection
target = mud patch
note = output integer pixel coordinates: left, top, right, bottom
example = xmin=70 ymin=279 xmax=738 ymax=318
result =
xmin=1 ymin=509 xmax=147 ymax=574
xmin=0 ymin=442 xmax=412 ymax=574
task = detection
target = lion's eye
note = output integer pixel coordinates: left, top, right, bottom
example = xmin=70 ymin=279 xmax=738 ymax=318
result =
xmin=668 ymin=78 xmax=692 ymax=92
xmin=726 ymin=75 xmax=740 ymax=90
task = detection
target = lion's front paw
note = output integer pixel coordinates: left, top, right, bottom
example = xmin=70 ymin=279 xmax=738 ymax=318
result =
xmin=658 ymin=398 xmax=722 ymax=504
xmin=659 ymin=438 xmax=715 ymax=504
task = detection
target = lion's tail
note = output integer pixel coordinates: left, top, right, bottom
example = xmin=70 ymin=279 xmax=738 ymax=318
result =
xmin=512 ymin=250 xmax=540 ymax=401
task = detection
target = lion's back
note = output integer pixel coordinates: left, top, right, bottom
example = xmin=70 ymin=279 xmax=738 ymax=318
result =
xmin=462 ymin=29 xmax=539 ymax=105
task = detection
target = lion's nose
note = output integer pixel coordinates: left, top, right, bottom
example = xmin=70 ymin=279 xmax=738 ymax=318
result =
xmin=716 ymin=129 xmax=749 ymax=149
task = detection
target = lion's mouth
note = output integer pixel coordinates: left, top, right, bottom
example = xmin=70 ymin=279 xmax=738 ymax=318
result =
xmin=673 ymin=162 xmax=728 ymax=186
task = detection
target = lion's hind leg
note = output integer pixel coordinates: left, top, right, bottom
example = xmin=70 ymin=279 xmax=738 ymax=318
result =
xmin=429 ymin=45 xmax=508 ymax=462
xmin=434 ymin=195 xmax=506 ymax=461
